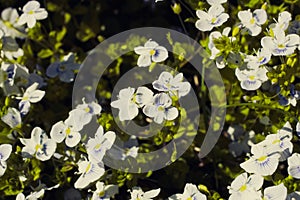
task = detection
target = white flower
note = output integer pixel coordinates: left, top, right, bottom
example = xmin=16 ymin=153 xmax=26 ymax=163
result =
xmin=235 ymin=67 xmax=268 ymax=91
xmin=74 ymin=159 xmax=105 ymax=189
xmin=152 ymin=72 xmax=191 ymax=97
xmin=262 ymin=122 xmax=293 ymax=161
xmin=111 ymin=87 xmax=153 ymax=121
xmin=16 ymin=190 xmax=45 ymax=200
xmin=86 ymin=125 xmax=116 ymax=163
xmin=287 ymin=153 xmax=300 ymax=179
xmin=1 ymin=107 xmax=21 ymax=128
xmin=0 ymin=8 xmax=25 ymax=38
xmin=245 ymin=48 xmax=271 ymax=68
xmin=91 ymin=181 xmax=118 ymax=200
xmin=50 ymin=116 xmax=82 ymax=148
xmin=46 ymin=53 xmax=80 ymax=83
xmin=16 ymin=82 xmax=45 ymax=115
xmin=143 ymin=93 xmax=178 ymax=124
xmin=168 ymin=183 xmax=207 ymax=200
xmin=208 ymin=27 xmax=236 ymax=69
xmin=240 ymin=142 xmax=280 ymax=176
xmin=261 ymin=28 xmax=299 ymax=56
xmin=238 ymin=9 xmax=267 ymax=36
xmin=262 ymin=183 xmax=287 ymax=200
xmin=195 ymin=5 xmax=229 ymax=31
xmin=207 ymin=0 xmax=227 ymax=6
xmin=20 ymin=127 xmax=57 ymax=161
xmin=270 ymin=11 xmax=292 ymax=31
xmin=228 ymin=173 xmax=263 ymax=200
xmin=129 ymin=187 xmax=160 ymax=200
xmin=1 ymin=37 xmax=24 ymax=60
xmin=17 ymin=1 xmax=48 ymax=28
xmin=0 ymin=144 xmax=12 ymax=177
xmin=134 ymin=39 xmax=168 ymax=67
xmin=69 ymin=99 xmax=102 ymax=127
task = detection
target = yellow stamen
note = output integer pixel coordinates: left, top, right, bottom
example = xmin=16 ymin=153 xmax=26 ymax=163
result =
xmin=28 ymin=10 xmax=34 ymax=15
xmin=249 ymin=75 xmax=255 ymax=81
xmin=35 ymin=144 xmax=42 ymax=151
xmin=95 ymin=143 xmax=101 ymax=150
xmin=211 ymin=17 xmax=217 ymax=23
xmin=187 ymin=197 xmax=193 ymax=200
xmin=65 ymin=127 xmax=71 ymax=135
xmin=239 ymin=184 xmax=247 ymax=192
xmin=158 ymin=106 xmax=164 ymax=111
xmin=258 ymin=156 xmax=267 ymax=162
xmin=85 ymin=163 xmax=91 ymax=173
xmin=84 ymin=107 xmax=90 ymax=113
xmin=272 ymin=139 xmax=281 ymax=144
xmin=278 ymin=44 xmax=285 ymax=49
xmin=98 ymin=191 xmax=105 ymax=197
xmin=150 ymin=49 xmax=156 ymax=56
xmin=250 ymin=18 xmax=255 ymax=24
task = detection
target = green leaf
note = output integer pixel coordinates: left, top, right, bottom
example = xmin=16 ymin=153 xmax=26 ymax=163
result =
xmin=38 ymin=49 xmax=53 ymax=58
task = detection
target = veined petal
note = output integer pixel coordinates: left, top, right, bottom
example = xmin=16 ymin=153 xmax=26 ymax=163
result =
xmin=65 ymin=131 xmax=81 ymax=147
xmin=195 ymin=19 xmax=214 ymax=31
xmin=28 ymin=89 xmax=45 ymax=103
xmin=0 ymin=144 xmax=12 ymax=161
xmin=238 ymin=10 xmax=252 ymax=23
xmin=137 ymin=54 xmax=151 ymax=67
xmin=253 ymin=9 xmax=267 ymax=25
xmin=164 ymin=107 xmax=178 ymax=121
xmin=50 ymin=121 xmax=66 ymax=143
xmin=152 ymin=46 xmax=168 ymax=63
xmin=263 ymin=183 xmax=287 ymax=200
xmin=33 ymin=9 xmax=48 ymax=20
xmin=145 ymin=40 xmax=159 ymax=48
xmin=23 ymin=1 xmax=41 ymax=12
xmin=143 ymin=188 xmax=161 ymax=198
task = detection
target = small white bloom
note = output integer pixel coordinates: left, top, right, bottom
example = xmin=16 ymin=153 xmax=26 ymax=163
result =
xmin=261 ymin=28 xmax=299 ymax=56
xmin=111 ymin=87 xmax=153 ymax=121
xmin=207 ymin=0 xmax=227 ymax=6
xmin=262 ymin=183 xmax=287 ymax=200
xmin=20 ymin=127 xmax=57 ymax=161
xmin=1 ymin=107 xmax=21 ymax=128
xmin=0 ymin=144 xmax=12 ymax=177
xmin=134 ymin=39 xmax=168 ymax=67
xmin=91 ymin=181 xmax=119 ymax=200
xmin=129 ymin=187 xmax=160 ymax=200
xmin=168 ymin=183 xmax=207 ymax=200
xmin=238 ymin=9 xmax=267 ymax=36
xmin=0 ymin=8 xmax=25 ymax=38
xmin=270 ymin=11 xmax=292 ymax=31
xmin=1 ymin=37 xmax=24 ymax=60
xmin=152 ymin=72 xmax=191 ymax=97
xmin=240 ymin=142 xmax=280 ymax=176
xmin=235 ymin=67 xmax=268 ymax=91
xmin=262 ymin=122 xmax=293 ymax=161
xmin=16 ymin=82 xmax=45 ymax=115
xmin=17 ymin=1 xmax=48 ymax=28
xmin=245 ymin=48 xmax=271 ymax=68
xmin=143 ymin=93 xmax=178 ymax=124
xmin=50 ymin=116 xmax=82 ymax=148
xmin=74 ymin=159 xmax=105 ymax=189
xmin=195 ymin=5 xmax=229 ymax=31
xmin=228 ymin=173 xmax=263 ymax=200
xmin=86 ymin=125 xmax=116 ymax=163
xmin=287 ymin=153 xmax=300 ymax=179
xmin=69 ymin=99 xmax=102 ymax=127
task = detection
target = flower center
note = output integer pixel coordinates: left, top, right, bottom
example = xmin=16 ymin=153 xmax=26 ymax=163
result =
xmin=94 ymin=143 xmax=101 ymax=150
xmin=278 ymin=44 xmax=285 ymax=49
xmin=98 ymin=191 xmax=105 ymax=197
xmin=187 ymin=197 xmax=193 ymax=200
xmin=250 ymin=18 xmax=255 ymax=24
xmin=239 ymin=184 xmax=247 ymax=192
xmin=22 ymin=96 xmax=29 ymax=101
xmin=158 ymin=106 xmax=164 ymax=111
xmin=28 ymin=10 xmax=34 ymax=15
xmin=84 ymin=107 xmax=90 ymax=113
xmin=35 ymin=144 xmax=42 ymax=151
xmin=59 ymin=65 xmax=66 ymax=71
xmin=3 ymin=20 xmax=13 ymax=28
xmin=211 ymin=17 xmax=217 ymax=24
xmin=272 ymin=139 xmax=281 ymax=144
xmin=65 ymin=127 xmax=71 ymax=135
xmin=249 ymin=75 xmax=256 ymax=81
xmin=150 ymin=49 xmax=156 ymax=56
xmin=85 ymin=163 xmax=91 ymax=173
xmin=257 ymin=156 xmax=267 ymax=162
